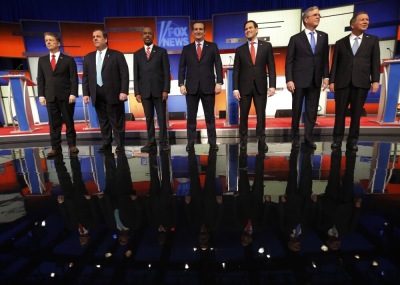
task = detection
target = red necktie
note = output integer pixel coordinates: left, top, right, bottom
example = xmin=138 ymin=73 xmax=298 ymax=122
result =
xmin=51 ymin=54 xmax=56 ymax=71
xmin=250 ymin=42 xmax=256 ymax=65
xmin=146 ymin=46 xmax=151 ymax=60
xmin=197 ymin=43 xmax=201 ymax=61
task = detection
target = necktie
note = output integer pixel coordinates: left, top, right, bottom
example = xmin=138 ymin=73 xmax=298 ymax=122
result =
xmin=250 ymin=41 xmax=256 ymax=65
xmin=197 ymin=43 xmax=201 ymax=61
xmin=146 ymin=46 xmax=151 ymax=60
xmin=310 ymin=31 xmax=316 ymax=54
xmin=352 ymin=37 xmax=359 ymax=55
xmin=97 ymin=51 xmax=103 ymax=86
xmin=51 ymin=54 xmax=56 ymax=71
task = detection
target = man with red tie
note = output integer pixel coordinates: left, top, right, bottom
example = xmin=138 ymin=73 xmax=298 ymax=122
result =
xmin=233 ymin=20 xmax=276 ymax=153
xmin=37 ymin=32 xmax=79 ymax=158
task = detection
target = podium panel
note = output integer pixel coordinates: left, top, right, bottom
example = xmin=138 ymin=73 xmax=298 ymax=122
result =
xmin=377 ymin=59 xmax=400 ymax=123
xmin=224 ymin=67 xmax=239 ymax=126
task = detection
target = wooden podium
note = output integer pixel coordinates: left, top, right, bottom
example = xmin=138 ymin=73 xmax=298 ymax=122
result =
xmin=377 ymin=59 xmax=400 ymax=123
xmin=0 ymin=74 xmax=37 ymax=132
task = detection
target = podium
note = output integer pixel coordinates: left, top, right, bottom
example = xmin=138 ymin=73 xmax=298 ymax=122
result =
xmin=377 ymin=59 xmax=400 ymax=123
xmin=223 ymin=66 xmax=239 ymax=126
xmin=0 ymin=74 xmax=37 ymax=132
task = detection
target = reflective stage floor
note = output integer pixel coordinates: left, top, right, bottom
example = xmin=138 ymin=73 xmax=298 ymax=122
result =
xmin=1 ymin=139 xmax=400 ymax=284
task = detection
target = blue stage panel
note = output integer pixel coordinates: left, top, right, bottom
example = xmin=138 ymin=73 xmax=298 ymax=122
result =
xmin=21 ymin=20 xmax=62 ymax=53
xmin=213 ymin=13 xmax=248 ymax=50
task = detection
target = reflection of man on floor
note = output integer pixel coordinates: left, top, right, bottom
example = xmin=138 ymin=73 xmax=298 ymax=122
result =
xmin=55 ymin=155 xmax=99 ymax=247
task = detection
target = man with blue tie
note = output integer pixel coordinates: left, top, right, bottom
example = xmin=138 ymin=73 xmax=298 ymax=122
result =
xmin=329 ymin=12 xmax=380 ymax=152
xmin=285 ymin=6 xmax=329 ymax=150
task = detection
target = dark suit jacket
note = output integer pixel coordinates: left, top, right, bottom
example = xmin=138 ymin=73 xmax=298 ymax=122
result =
xmin=329 ymin=33 xmax=380 ymax=89
xmin=134 ymin=45 xmax=170 ymax=98
xmin=37 ymin=53 xmax=78 ymax=102
xmin=82 ymin=48 xmax=129 ymax=105
xmin=285 ymin=30 xmax=329 ymax=88
xmin=178 ymin=41 xmax=223 ymax=94
xmin=233 ymin=40 xmax=276 ymax=95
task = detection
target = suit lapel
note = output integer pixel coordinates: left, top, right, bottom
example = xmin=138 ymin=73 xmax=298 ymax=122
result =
xmin=357 ymin=34 xmax=370 ymax=55
xmin=201 ymin=41 xmax=210 ymax=61
xmin=315 ymin=31 xmax=324 ymax=54
xmin=149 ymin=45 xmax=156 ymax=60
xmin=344 ymin=35 xmax=353 ymax=55
xmin=54 ymin=53 xmax=64 ymax=72
xmin=102 ymin=50 xmax=110 ymax=70
xmin=301 ymin=31 xmax=314 ymax=55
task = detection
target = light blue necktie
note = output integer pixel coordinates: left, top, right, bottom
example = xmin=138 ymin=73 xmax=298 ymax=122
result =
xmin=309 ymin=31 xmax=316 ymax=54
xmin=97 ymin=51 xmax=103 ymax=86
xmin=352 ymin=37 xmax=359 ymax=55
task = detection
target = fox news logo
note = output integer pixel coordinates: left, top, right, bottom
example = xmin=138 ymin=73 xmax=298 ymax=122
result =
xmin=158 ymin=19 xmax=189 ymax=49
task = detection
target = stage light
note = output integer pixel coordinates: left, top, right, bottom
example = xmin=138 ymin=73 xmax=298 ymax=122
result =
xmin=355 ymin=255 xmax=360 ymax=259
xmin=185 ymin=264 xmax=189 ymax=270
xmin=321 ymin=245 xmax=328 ymax=252
xmin=372 ymin=261 xmax=379 ymax=267
xmin=258 ymin=247 xmax=265 ymax=254
xmin=50 ymin=272 xmax=55 ymax=278
xmin=41 ymin=221 xmax=46 ymax=227
xmin=105 ymin=252 xmax=112 ymax=258
xmin=96 ymin=265 xmax=101 ymax=268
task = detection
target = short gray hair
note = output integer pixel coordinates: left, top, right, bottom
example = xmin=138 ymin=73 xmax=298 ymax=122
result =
xmin=302 ymin=6 xmax=319 ymax=26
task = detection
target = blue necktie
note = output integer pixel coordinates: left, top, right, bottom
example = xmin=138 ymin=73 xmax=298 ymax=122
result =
xmin=97 ymin=51 xmax=103 ymax=86
xmin=310 ymin=31 xmax=316 ymax=54
xmin=352 ymin=37 xmax=359 ymax=55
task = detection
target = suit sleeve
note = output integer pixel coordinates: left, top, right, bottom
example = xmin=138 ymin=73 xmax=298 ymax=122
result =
xmin=285 ymin=36 xmax=295 ymax=83
xmin=267 ymin=43 xmax=276 ymax=88
xmin=214 ymin=44 xmax=223 ymax=84
xmin=117 ymin=52 xmax=129 ymax=94
xmin=370 ymin=36 xmax=381 ymax=83
xmin=178 ymin=47 xmax=187 ymax=86
xmin=37 ymin=58 xmax=45 ymax=98
xmin=82 ymin=55 xmax=90 ymax=96
xmin=329 ymin=41 xmax=339 ymax=83
xmin=233 ymin=49 xmax=240 ymax=90
xmin=162 ymin=49 xmax=171 ymax=92
xmin=69 ymin=57 xmax=79 ymax=97
xmin=133 ymin=53 xmax=140 ymax=95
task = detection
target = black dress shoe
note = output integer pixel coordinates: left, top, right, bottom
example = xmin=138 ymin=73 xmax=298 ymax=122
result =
xmin=291 ymin=140 xmax=300 ymax=148
xmin=115 ymin=145 xmax=125 ymax=153
xmin=331 ymin=142 xmax=342 ymax=149
xmin=210 ymin=143 xmax=219 ymax=151
xmin=97 ymin=143 xmax=111 ymax=153
xmin=141 ymin=143 xmax=156 ymax=152
xmin=258 ymin=141 xmax=269 ymax=153
xmin=346 ymin=143 xmax=358 ymax=152
xmin=160 ymin=143 xmax=171 ymax=151
xmin=186 ymin=143 xmax=194 ymax=152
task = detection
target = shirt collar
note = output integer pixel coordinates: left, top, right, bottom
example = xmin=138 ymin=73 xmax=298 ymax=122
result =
xmin=248 ymin=38 xmax=258 ymax=45
xmin=144 ymin=44 xmax=154 ymax=50
xmin=350 ymin=33 xmax=363 ymax=41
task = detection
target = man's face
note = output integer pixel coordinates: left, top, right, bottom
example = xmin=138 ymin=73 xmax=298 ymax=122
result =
xmin=352 ymin=13 xmax=369 ymax=33
xmin=192 ymin=23 xmax=206 ymax=42
xmin=304 ymin=9 xmax=321 ymax=29
xmin=44 ymin=35 xmax=60 ymax=53
xmin=142 ymin=27 xmax=154 ymax=45
xmin=92 ymin=30 xmax=107 ymax=50
xmin=244 ymin=22 xmax=258 ymax=41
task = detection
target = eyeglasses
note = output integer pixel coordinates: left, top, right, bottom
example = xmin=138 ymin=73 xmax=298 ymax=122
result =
xmin=308 ymin=13 xmax=321 ymax=17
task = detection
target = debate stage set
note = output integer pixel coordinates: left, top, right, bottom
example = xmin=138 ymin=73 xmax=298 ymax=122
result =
xmin=1 ymin=0 xmax=400 ymax=284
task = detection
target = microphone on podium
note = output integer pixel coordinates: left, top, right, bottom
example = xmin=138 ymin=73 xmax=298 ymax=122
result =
xmin=228 ymin=56 xmax=234 ymax=65
xmin=387 ymin=48 xmax=394 ymax=58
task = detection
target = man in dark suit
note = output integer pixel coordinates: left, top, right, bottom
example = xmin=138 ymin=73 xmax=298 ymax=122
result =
xmin=179 ymin=21 xmax=223 ymax=152
xmin=233 ymin=20 xmax=276 ymax=153
xmin=285 ymin=6 xmax=329 ymax=150
xmin=37 ymin=32 xmax=79 ymax=158
xmin=82 ymin=29 xmax=129 ymax=153
xmin=330 ymin=12 xmax=380 ymax=152
xmin=134 ymin=27 xmax=171 ymax=152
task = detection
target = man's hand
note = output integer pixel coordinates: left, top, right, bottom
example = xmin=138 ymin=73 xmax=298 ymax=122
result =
xmin=39 ymin=97 xmax=46 ymax=107
xmin=162 ymin=91 xmax=168 ymax=101
xmin=83 ymin=95 xmax=90 ymax=104
xmin=287 ymin=81 xmax=295 ymax=93
xmin=119 ymin=93 xmax=128 ymax=101
xmin=322 ymin=79 xmax=329 ymax=91
xmin=329 ymin=83 xmax=335 ymax=93
xmin=180 ymin=85 xmax=187 ymax=95
xmin=370 ymin=82 xmax=379 ymax=93
xmin=215 ymin=83 xmax=222 ymax=95
xmin=233 ymin=90 xmax=241 ymax=101
xmin=136 ymin=95 xmax=142 ymax=103
xmin=267 ymin=87 xmax=276 ymax=97
xmin=69 ymin=95 xmax=76 ymax=104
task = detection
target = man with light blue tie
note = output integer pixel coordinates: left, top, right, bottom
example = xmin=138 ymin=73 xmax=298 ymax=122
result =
xmin=329 ymin=12 xmax=380 ymax=152
xmin=285 ymin=6 xmax=329 ymax=150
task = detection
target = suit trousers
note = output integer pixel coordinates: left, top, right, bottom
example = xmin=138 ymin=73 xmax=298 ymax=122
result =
xmin=47 ymin=97 xmax=76 ymax=149
xmin=333 ymin=84 xmax=368 ymax=144
xmin=291 ymin=84 xmax=321 ymax=143
xmin=185 ymin=88 xmax=216 ymax=145
xmin=95 ymin=85 xmax=126 ymax=146
xmin=142 ymin=96 xmax=168 ymax=144
xmin=239 ymin=83 xmax=267 ymax=142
